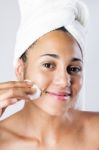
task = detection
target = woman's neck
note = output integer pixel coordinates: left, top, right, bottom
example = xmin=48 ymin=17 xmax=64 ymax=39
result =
xmin=20 ymin=101 xmax=73 ymax=140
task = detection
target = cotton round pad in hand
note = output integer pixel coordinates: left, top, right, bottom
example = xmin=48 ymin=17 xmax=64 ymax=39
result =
xmin=29 ymin=84 xmax=42 ymax=100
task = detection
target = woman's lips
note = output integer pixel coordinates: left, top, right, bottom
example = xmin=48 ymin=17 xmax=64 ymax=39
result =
xmin=45 ymin=91 xmax=71 ymax=101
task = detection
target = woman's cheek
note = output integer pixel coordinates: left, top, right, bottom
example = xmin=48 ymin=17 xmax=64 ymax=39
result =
xmin=72 ymin=75 xmax=83 ymax=96
xmin=32 ymin=70 xmax=52 ymax=90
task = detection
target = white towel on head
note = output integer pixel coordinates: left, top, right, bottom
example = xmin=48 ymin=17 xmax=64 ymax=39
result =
xmin=14 ymin=0 xmax=89 ymax=67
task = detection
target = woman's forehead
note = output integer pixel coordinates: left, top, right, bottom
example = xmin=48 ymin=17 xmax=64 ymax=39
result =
xmin=34 ymin=30 xmax=76 ymax=47
xmin=25 ymin=31 xmax=83 ymax=67
xmin=30 ymin=31 xmax=78 ymax=49
xmin=28 ymin=30 xmax=82 ymax=59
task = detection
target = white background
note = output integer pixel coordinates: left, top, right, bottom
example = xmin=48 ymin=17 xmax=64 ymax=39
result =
xmin=0 ymin=0 xmax=99 ymax=119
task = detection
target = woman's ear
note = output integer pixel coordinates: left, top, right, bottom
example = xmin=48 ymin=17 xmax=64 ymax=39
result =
xmin=15 ymin=59 xmax=25 ymax=81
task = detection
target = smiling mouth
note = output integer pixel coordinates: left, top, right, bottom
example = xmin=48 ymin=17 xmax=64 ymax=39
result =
xmin=45 ymin=91 xmax=71 ymax=101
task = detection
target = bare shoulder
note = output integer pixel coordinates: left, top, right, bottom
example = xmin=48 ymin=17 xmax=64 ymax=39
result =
xmin=0 ymin=113 xmax=21 ymax=150
xmin=80 ymin=110 xmax=99 ymax=141
xmin=0 ymin=120 xmax=9 ymax=149
xmin=80 ymin=110 xmax=99 ymax=124
xmin=0 ymin=111 xmax=21 ymax=141
xmin=74 ymin=109 xmax=99 ymax=129
xmin=0 ymin=116 xmax=14 ymax=141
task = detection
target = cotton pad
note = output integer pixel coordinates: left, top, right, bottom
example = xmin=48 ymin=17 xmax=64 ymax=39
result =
xmin=24 ymin=80 xmax=42 ymax=100
xmin=29 ymin=84 xmax=42 ymax=100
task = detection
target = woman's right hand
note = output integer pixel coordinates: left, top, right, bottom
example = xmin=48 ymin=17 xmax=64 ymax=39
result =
xmin=0 ymin=80 xmax=34 ymax=117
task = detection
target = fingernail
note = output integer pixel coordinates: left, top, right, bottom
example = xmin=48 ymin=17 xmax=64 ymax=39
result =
xmin=24 ymin=79 xmax=33 ymax=85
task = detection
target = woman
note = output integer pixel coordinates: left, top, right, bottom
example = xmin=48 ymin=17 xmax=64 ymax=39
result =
xmin=0 ymin=0 xmax=99 ymax=149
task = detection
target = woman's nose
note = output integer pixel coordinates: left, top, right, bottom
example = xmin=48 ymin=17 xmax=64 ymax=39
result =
xmin=54 ymin=69 xmax=71 ymax=88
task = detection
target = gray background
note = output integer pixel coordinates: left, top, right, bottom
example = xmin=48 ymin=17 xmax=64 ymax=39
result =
xmin=0 ymin=0 xmax=99 ymax=119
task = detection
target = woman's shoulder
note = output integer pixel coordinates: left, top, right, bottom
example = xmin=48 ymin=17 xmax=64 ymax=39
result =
xmin=0 ymin=111 xmax=20 ymax=127
xmin=79 ymin=110 xmax=99 ymax=126
xmin=79 ymin=110 xmax=99 ymax=140
xmin=0 ymin=114 xmax=22 ymax=150
xmin=74 ymin=109 xmax=99 ymax=121
xmin=0 ymin=111 xmax=22 ymax=141
xmin=80 ymin=110 xmax=99 ymax=122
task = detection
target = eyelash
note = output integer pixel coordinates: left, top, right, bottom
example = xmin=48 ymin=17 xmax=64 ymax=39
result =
xmin=42 ymin=63 xmax=82 ymax=74
xmin=67 ymin=66 xmax=82 ymax=75
xmin=42 ymin=62 xmax=56 ymax=70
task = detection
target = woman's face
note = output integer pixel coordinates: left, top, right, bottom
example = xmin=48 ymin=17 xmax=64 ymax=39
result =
xmin=23 ymin=30 xmax=83 ymax=116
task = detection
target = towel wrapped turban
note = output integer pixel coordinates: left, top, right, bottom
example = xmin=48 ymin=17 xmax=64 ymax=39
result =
xmin=14 ymin=0 xmax=89 ymax=66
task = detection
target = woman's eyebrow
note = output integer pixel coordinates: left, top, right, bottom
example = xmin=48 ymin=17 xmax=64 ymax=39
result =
xmin=40 ymin=54 xmax=83 ymax=62
xmin=40 ymin=53 xmax=59 ymax=58
xmin=72 ymin=58 xmax=83 ymax=63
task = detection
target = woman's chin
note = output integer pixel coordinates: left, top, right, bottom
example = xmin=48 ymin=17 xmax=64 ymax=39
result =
xmin=34 ymin=102 xmax=68 ymax=117
xmin=32 ymin=96 xmax=76 ymax=117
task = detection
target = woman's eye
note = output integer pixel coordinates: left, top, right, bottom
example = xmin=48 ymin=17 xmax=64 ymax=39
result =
xmin=67 ymin=66 xmax=82 ymax=75
xmin=42 ymin=63 xmax=55 ymax=70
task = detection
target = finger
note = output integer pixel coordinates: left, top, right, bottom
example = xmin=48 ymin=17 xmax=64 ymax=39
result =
xmin=0 ymin=95 xmax=30 ymax=109
xmin=0 ymin=85 xmax=36 ymax=100
xmin=0 ymin=98 xmax=18 ymax=108
xmin=0 ymin=80 xmax=33 ymax=90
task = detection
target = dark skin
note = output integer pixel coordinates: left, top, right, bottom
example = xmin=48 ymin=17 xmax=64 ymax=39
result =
xmin=0 ymin=30 xmax=99 ymax=150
